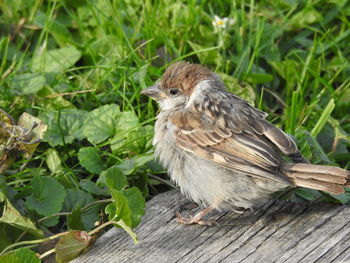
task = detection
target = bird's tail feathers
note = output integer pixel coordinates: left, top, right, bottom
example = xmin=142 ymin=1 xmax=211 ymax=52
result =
xmin=284 ymin=163 xmax=350 ymax=194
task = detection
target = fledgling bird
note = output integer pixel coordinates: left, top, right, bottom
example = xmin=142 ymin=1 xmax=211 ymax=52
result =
xmin=142 ymin=61 xmax=350 ymax=226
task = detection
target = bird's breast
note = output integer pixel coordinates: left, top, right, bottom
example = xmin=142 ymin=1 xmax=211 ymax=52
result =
xmin=152 ymin=112 xmax=284 ymax=210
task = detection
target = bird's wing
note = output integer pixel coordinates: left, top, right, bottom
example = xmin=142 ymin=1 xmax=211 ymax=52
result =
xmin=170 ymin=90 xmax=305 ymax=184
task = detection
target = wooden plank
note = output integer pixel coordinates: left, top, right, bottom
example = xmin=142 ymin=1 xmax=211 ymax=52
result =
xmin=72 ymin=190 xmax=350 ymax=263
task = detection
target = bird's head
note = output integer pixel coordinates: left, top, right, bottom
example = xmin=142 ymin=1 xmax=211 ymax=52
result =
xmin=141 ymin=61 xmax=224 ymax=111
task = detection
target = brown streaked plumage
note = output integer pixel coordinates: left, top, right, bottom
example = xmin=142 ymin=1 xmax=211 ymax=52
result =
xmin=142 ymin=61 xmax=350 ymax=226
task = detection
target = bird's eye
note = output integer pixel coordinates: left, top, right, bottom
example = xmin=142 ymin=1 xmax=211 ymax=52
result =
xmin=169 ymin=89 xmax=179 ymax=96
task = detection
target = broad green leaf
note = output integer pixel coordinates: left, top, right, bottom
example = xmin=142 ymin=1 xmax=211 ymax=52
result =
xmin=0 ymin=176 xmax=9 ymax=196
xmin=39 ymin=109 xmax=87 ymax=146
xmin=99 ymin=166 xmax=128 ymax=191
xmin=107 ymin=189 xmax=131 ymax=226
xmin=46 ymin=148 xmax=62 ymax=174
xmin=25 ymin=176 xmax=66 ymax=216
xmin=147 ymin=159 xmax=164 ymax=172
xmin=327 ymin=192 xmax=350 ymax=205
xmin=55 ymin=231 xmax=91 ymax=263
xmin=0 ymin=192 xmax=43 ymax=237
xmin=105 ymin=202 xmax=117 ymax=220
xmin=68 ymin=207 xmax=85 ymax=230
xmin=0 ymin=220 xmax=37 ymax=251
xmin=117 ymin=159 xmax=136 ymax=176
xmin=34 ymin=11 xmax=73 ymax=47
xmin=36 ymin=86 xmax=75 ymax=110
xmin=134 ymin=173 xmax=149 ymax=196
xmin=32 ymin=46 xmax=82 ymax=73
xmin=134 ymin=152 xmax=154 ymax=167
xmin=83 ymin=106 xmax=140 ymax=146
xmin=123 ymin=187 xmax=145 ymax=228
xmin=109 ymin=112 xmax=143 ymax=152
xmin=82 ymin=104 xmax=120 ymax=144
xmin=80 ymin=179 xmax=108 ymax=196
xmin=0 ymin=248 xmax=40 ymax=263
xmin=105 ymin=188 xmax=144 ymax=242
xmin=289 ymin=8 xmax=321 ymax=29
xmin=114 ymin=111 xmax=140 ymax=135
xmin=12 ymin=73 xmax=45 ymax=94
xmin=107 ymin=188 xmax=145 ymax=227
xmin=85 ymin=36 xmax=125 ymax=82
xmin=105 ymin=202 xmax=138 ymax=243
xmin=64 ymin=190 xmax=95 ymax=211
xmin=63 ymin=189 xmax=98 ymax=231
xmin=0 ymin=223 xmax=14 ymax=252
xmin=41 ymin=216 xmax=59 ymax=228
xmin=90 ymin=36 xmax=123 ymax=60
xmin=295 ymin=188 xmax=321 ymax=201
xmin=78 ymin=147 xmax=105 ymax=174
xmin=111 ymin=125 xmax=154 ymax=153
xmin=76 ymin=5 xmax=95 ymax=25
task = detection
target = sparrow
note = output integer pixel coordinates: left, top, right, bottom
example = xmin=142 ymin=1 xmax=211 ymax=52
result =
xmin=141 ymin=61 xmax=350 ymax=226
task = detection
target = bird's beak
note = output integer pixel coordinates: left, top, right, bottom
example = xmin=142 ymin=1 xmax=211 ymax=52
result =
xmin=141 ymin=84 xmax=161 ymax=100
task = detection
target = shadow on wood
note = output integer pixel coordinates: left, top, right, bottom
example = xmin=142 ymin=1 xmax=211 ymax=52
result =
xmin=72 ymin=190 xmax=350 ymax=263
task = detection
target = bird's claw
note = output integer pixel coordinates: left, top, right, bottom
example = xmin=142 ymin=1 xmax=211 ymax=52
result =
xmin=175 ymin=211 xmax=217 ymax=226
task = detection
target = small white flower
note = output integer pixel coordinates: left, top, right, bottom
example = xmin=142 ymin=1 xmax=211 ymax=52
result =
xmin=212 ymin=15 xmax=236 ymax=31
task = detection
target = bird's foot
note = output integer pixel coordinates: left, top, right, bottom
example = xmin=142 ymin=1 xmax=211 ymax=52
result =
xmin=175 ymin=207 xmax=217 ymax=226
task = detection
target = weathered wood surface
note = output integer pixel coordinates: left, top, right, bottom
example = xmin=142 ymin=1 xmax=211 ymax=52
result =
xmin=73 ymin=190 xmax=350 ymax=263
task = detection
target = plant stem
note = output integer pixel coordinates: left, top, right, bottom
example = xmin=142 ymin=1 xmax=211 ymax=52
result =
xmin=88 ymin=220 xmax=118 ymax=236
xmin=1 ymin=231 xmax=69 ymax=255
xmin=39 ymin=248 xmax=56 ymax=259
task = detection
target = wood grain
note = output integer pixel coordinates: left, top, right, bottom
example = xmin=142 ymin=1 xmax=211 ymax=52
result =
xmin=72 ymin=190 xmax=350 ymax=263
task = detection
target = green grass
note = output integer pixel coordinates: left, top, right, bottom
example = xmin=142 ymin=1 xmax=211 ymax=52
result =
xmin=0 ymin=0 xmax=350 ymax=260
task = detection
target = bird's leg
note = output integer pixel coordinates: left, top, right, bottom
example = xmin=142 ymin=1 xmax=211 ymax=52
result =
xmin=175 ymin=206 xmax=216 ymax=226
